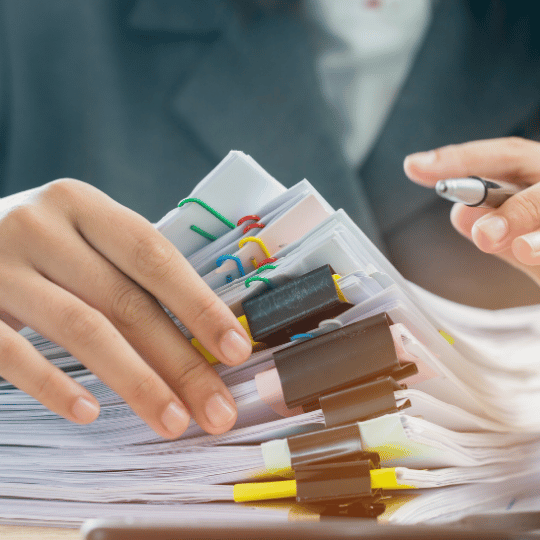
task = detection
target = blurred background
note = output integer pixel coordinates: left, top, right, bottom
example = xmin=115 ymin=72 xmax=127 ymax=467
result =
xmin=1 ymin=0 xmax=539 ymax=308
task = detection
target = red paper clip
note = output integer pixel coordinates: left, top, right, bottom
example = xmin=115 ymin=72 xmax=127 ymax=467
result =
xmin=237 ymin=215 xmax=260 ymax=227
xmin=257 ymin=257 xmax=278 ymax=268
xmin=243 ymin=222 xmax=265 ymax=234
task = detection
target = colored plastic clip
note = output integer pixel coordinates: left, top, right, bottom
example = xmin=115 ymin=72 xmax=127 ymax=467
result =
xmin=243 ymin=222 xmax=265 ymax=234
xmin=189 ymin=225 xmax=217 ymax=241
xmin=273 ymin=312 xmax=417 ymax=410
xmin=257 ymin=257 xmax=278 ymax=268
xmin=237 ymin=215 xmax=261 ymax=227
xmin=178 ymin=198 xmax=235 ymax=241
xmin=242 ymin=265 xmax=351 ymax=347
xmin=255 ymin=264 xmax=277 ymax=274
xmin=238 ymin=237 xmax=271 ymax=267
xmin=290 ymin=333 xmax=314 ymax=342
xmin=178 ymin=198 xmax=235 ymax=228
xmin=216 ymin=255 xmax=246 ymax=276
xmin=244 ymin=276 xmax=274 ymax=289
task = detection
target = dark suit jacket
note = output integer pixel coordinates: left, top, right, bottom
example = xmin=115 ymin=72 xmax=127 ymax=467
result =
xmin=1 ymin=0 xmax=540 ymax=307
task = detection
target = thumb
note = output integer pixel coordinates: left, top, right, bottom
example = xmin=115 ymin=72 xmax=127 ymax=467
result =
xmin=450 ymin=203 xmax=540 ymax=287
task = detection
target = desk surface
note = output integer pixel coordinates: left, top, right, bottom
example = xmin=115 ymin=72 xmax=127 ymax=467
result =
xmin=0 ymin=525 xmax=79 ymax=539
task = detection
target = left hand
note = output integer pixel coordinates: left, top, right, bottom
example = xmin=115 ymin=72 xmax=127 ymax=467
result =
xmin=403 ymin=137 xmax=540 ymax=286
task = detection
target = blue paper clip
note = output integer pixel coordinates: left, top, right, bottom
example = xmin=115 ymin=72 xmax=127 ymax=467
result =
xmin=216 ymin=255 xmax=246 ymax=276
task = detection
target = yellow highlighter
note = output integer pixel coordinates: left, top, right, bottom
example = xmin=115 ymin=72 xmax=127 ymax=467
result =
xmin=233 ymin=468 xmax=416 ymax=503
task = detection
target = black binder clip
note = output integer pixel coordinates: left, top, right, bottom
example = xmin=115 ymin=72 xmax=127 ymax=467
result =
xmin=273 ymin=312 xmax=418 ymax=410
xmin=242 ymin=265 xmax=352 ymax=347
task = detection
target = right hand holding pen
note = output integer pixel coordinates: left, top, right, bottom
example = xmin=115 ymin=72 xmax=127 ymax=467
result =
xmin=0 ymin=179 xmax=252 ymax=438
xmin=404 ymin=137 xmax=540 ymax=286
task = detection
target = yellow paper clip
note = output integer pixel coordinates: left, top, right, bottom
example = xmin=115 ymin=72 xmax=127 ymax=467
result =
xmin=239 ymin=237 xmax=271 ymax=268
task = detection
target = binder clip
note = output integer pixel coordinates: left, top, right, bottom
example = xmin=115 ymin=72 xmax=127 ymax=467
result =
xmin=272 ymin=312 xmax=418 ymax=411
xmin=317 ymin=376 xmax=412 ymax=427
xmin=287 ymin=424 xmax=373 ymax=469
xmin=294 ymin=459 xmax=381 ymax=505
xmin=318 ymin=498 xmax=386 ymax=519
xmin=242 ymin=265 xmax=352 ymax=347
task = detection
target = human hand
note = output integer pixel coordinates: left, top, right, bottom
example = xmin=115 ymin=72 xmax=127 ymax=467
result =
xmin=403 ymin=137 xmax=540 ymax=286
xmin=0 ymin=180 xmax=252 ymax=438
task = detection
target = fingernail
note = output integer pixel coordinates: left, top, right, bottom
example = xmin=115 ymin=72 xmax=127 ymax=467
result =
xmin=72 ymin=396 xmax=100 ymax=423
xmin=219 ymin=329 xmax=252 ymax=364
xmin=405 ymin=150 xmax=437 ymax=170
xmin=516 ymin=231 xmax=540 ymax=255
xmin=205 ymin=392 xmax=236 ymax=428
xmin=161 ymin=402 xmax=189 ymax=436
xmin=473 ymin=216 xmax=509 ymax=246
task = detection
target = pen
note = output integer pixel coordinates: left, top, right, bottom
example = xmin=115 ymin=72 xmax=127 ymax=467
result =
xmin=435 ymin=176 xmax=525 ymax=208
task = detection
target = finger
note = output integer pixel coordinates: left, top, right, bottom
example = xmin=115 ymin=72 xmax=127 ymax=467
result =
xmin=0 ymin=310 xmax=24 ymax=331
xmin=0 ymin=267 xmax=191 ymax=439
xmin=449 ymin=203 xmax=491 ymax=240
xmin=0 ymin=319 xmax=100 ymax=423
xmin=404 ymin=137 xmax=540 ymax=187
xmin=512 ymin=231 xmax=540 ymax=267
xmin=41 ymin=180 xmax=252 ymax=367
xmin=29 ymin=223 xmax=238 ymax=434
xmin=468 ymin=183 xmax=540 ymax=254
xmin=450 ymin=202 xmax=540 ymax=285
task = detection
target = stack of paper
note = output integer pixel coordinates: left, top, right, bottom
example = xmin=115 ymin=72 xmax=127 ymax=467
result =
xmin=1 ymin=151 xmax=539 ymax=528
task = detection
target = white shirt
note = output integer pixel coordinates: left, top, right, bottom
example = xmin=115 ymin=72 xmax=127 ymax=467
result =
xmin=304 ymin=0 xmax=432 ymax=166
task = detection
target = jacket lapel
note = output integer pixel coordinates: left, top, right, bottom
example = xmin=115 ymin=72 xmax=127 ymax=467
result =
xmin=361 ymin=0 xmax=540 ymax=233
xmin=167 ymin=5 xmax=384 ymax=247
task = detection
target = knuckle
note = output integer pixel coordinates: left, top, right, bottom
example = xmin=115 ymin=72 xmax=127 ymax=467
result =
xmin=40 ymin=178 xmax=86 ymax=203
xmin=33 ymin=369 xmax=61 ymax=403
xmin=170 ymin=358 xmax=210 ymax=392
xmin=2 ymin=205 xmax=43 ymax=236
xmin=133 ymin=236 xmax=175 ymax=281
xmin=58 ymin=305 xmax=104 ymax=348
xmin=0 ymin=335 xmax=23 ymax=369
xmin=498 ymin=137 xmax=530 ymax=166
xmin=183 ymin=294 xmax=222 ymax=329
xmin=130 ymin=372 xmax=160 ymax=404
xmin=108 ymin=281 xmax=156 ymax=329
xmin=507 ymin=193 xmax=540 ymax=226
xmin=505 ymin=136 xmax=527 ymax=150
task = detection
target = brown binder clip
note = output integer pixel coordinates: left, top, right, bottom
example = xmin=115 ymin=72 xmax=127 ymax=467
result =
xmin=287 ymin=424 xmax=382 ymax=470
xmin=273 ymin=312 xmax=417 ymax=410
xmin=294 ymin=459 xmax=380 ymax=505
xmin=318 ymin=376 xmax=412 ymax=427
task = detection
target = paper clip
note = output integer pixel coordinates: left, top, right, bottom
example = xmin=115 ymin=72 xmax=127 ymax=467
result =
xmin=243 ymin=222 xmax=265 ymax=234
xmin=216 ymin=255 xmax=246 ymax=276
xmin=290 ymin=333 xmax=314 ymax=342
xmin=189 ymin=225 xmax=217 ymax=241
xmin=178 ymin=198 xmax=235 ymax=241
xmin=237 ymin=215 xmax=261 ymax=227
xmin=245 ymin=276 xmax=274 ymax=289
xmin=257 ymin=257 xmax=277 ymax=269
xmin=239 ymin=237 xmax=271 ymax=268
xmin=256 ymin=264 xmax=277 ymax=274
